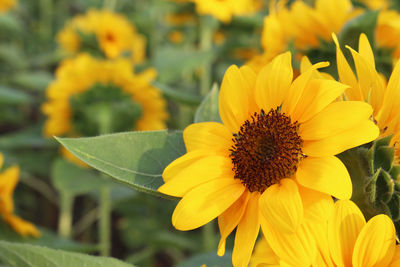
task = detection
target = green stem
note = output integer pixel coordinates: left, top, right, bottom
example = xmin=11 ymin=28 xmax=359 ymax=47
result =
xmin=103 ymin=0 xmax=117 ymax=10
xmin=99 ymin=185 xmax=111 ymax=256
xmin=58 ymin=193 xmax=74 ymax=238
xmin=39 ymin=0 xmax=52 ymax=45
xmin=202 ymin=221 xmax=216 ymax=252
xmin=199 ymin=16 xmax=217 ymax=96
xmin=97 ymin=108 xmax=113 ymax=256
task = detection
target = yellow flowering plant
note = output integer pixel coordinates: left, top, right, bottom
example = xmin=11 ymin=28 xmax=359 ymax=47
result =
xmin=57 ymin=9 xmax=146 ymax=63
xmin=0 ymin=153 xmax=40 ymax=238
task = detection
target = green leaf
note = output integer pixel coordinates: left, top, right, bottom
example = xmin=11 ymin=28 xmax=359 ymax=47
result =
xmin=153 ymin=46 xmax=216 ymax=83
xmin=0 ymin=45 xmax=27 ymax=70
xmin=0 ymin=124 xmax=55 ymax=149
xmin=154 ymin=82 xmax=202 ymax=106
xmin=177 ymin=251 xmax=233 ymax=267
xmin=339 ymin=10 xmax=379 ymax=51
xmin=0 ymin=13 xmax=22 ymax=34
xmin=0 ymin=87 xmax=33 ymax=104
xmin=194 ymin=83 xmax=221 ymax=123
xmin=11 ymin=71 xmax=53 ymax=91
xmin=0 ymin=240 xmax=133 ymax=267
xmin=56 ymin=131 xmax=185 ymax=199
xmin=51 ymin=158 xmax=113 ymax=196
xmin=0 ymin=221 xmax=96 ymax=253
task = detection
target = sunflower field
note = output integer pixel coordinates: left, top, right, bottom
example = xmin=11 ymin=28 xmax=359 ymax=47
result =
xmin=2 ymin=0 xmax=400 ymax=266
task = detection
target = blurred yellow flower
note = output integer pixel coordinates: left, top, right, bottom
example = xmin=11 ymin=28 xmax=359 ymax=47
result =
xmin=159 ymin=52 xmax=378 ymax=267
xmin=168 ymin=31 xmax=184 ymax=44
xmin=333 ymin=33 xmax=400 ymax=160
xmin=165 ymin=12 xmax=195 ymax=25
xmin=251 ymin=199 xmax=400 ymax=267
xmin=191 ymin=0 xmax=259 ymax=23
xmin=0 ymin=0 xmax=16 ymax=12
xmin=0 ymin=153 xmax=40 ymax=237
xmin=42 ymin=54 xmax=168 ymax=164
xmin=57 ymin=9 xmax=146 ymax=63
xmin=376 ymin=10 xmax=400 ymax=60
xmin=360 ymin=0 xmax=389 ymax=9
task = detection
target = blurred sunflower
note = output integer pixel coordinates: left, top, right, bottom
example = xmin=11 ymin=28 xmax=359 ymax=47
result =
xmin=191 ymin=0 xmax=260 ymax=23
xmin=0 ymin=0 xmax=16 ymax=12
xmin=251 ymin=200 xmax=400 ymax=267
xmin=0 ymin=153 xmax=40 ymax=237
xmin=42 ymin=54 xmax=168 ymax=164
xmin=57 ymin=9 xmax=146 ymax=63
xmin=159 ymin=52 xmax=378 ymax=267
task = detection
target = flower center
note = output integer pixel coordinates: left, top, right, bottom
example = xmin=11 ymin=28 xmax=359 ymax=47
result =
xmin=230 ymin=108 xmax=304 ymax=193
xmin=70 ymin=83 xmax=142 ymax=136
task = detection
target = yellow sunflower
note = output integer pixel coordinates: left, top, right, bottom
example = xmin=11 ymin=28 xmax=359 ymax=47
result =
xmin=0 ymin=0 xmax=16 ymax=12
xmin=57 ymin=9 xmax=146 ymax=63
xmin=261 ymin=0 xmax=359 ymax=60
xmin=0 ymin=153 xmax=40 ymax=237
xmin=333 ymin=33 xmax=400 ymax=159
xmin=252 ymin=199 xmax=400 ymax=267
xmin=191 ymin=0 xmax=259 ymax=23
xmin=159 ymin=52 xmax=379 ymax=267
xmin=42 ymin=54 xmax=168 ymax=164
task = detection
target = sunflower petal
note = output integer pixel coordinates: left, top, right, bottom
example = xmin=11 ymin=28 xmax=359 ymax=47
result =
xmin=219 ymin=65 xmax=257 ymax=133
xmin=291 ymin=79 xmax=348 ymax=123
xmin=161 ymin=151 xmax=209 ymax=182
xmin=217 ymin=191 xmax=249 ymax=256
xmin=328 ymin=200 xmax=366 ymax=267
xmin=172 ymin=178 xmax=244 ymax=230
xmin=183 ymin=122 xmax=232 ymax=153
xmin=302 ymin=120 xmax=379 ymax=157
xmin=352 ymin=214 xmax=396 ymax=267
xmin=260 ymin=216 xmax=317 ymax=267
xmin=159 ymin=155 xmax=233 ymax=197
xmin=358 ymin=33 xmax=375 ymax=68
xmin=254 ymin=52 xmax=293 ymax=111
xmin=299 ymin=101 xmax=373 ymax=140
xmin=296 ymin=156 xmax=352 ymax=200
xmin=232 ymin=193 xmax=261 ymax=267
xmin=259 ymin=179 xmax=303 ymax=233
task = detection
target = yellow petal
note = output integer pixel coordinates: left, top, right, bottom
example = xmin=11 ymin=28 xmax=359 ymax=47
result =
xmin=3 ymin=214 xmax=40 ymax=237
xmin=250 ymin=238 xmax=280 ymax=267
xmin=300 ymin=101 xmax=373 ymax=140
xmin=282 ymin=61 xmax=329 ymax=115
xmin=232 ymin=193 xmax=261 ymax=267
xmin=254 ymin=52 xmax=292 ymax=111
xmin=0 ymin=153 xmax=3 ymax=168
xmin=389 ymin=246 xmax=400 ymax=267
xmin=260 ymin=216 xmax=317 ymax=267
xmin=352 ymin=214 xmax=396 ymax=267
xmin=358 ymin=33 xmax=375 ymax=68
xmin=0 ymin=166 xmax=19 ymax=214
xmin=377 ymin=60 xmax=400 ymax=127
xmin=328 ymin=200 xmax=366 ymax=267
xmin=219 ymin=65 xmax=257 ymax=133
xmin=290 ymin=79 xmax=348 ymax=123
xmin=298 ymin=185 xmax=334 ymax=223
xmin=259 ymin=179 xmax=303 ymax=233
xmin=172 ymin=178 xmax=244 ymax=230
xmin=346 ymin=45 xmax=385 ymax=115
xmin=159 ymin=155 xmax=233 ymax=197
xmin=161 ymin=151 xmax=209 ymax=182
xmin=296 ymin=156 xmax=352 ymax=200
xmin=303 ymin=120 xmax=379 ymax=157
xmin=332 ymin=33 xmax=360 ymax=98
xmin=183 ymin=122 xmax=232 ymax=154
xmin=217 ymin=191 xmax=249 ymax=256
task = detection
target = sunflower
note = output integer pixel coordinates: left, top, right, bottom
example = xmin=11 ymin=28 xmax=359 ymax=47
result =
xmin=251 ymin=199 xmax=400 ymax=267
xmin=333 ymin=33 xmax=400 ymax=159
xmin=260 ymin=0 xmax=359 ymax=60
xmin=0 ymin=0 xmax=16 ymax=12
xmin=0 ymin=153 xmax=40 ymax=237
xmin=159 ymin=52 xmax=378 ymax=267
xmin=42 ymin=54 xmax=168 ymax=164
xmin=191 ymin=0 xmax=259 ymax=23
xmin=57 ymin=9 xmax=146 ymax=63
